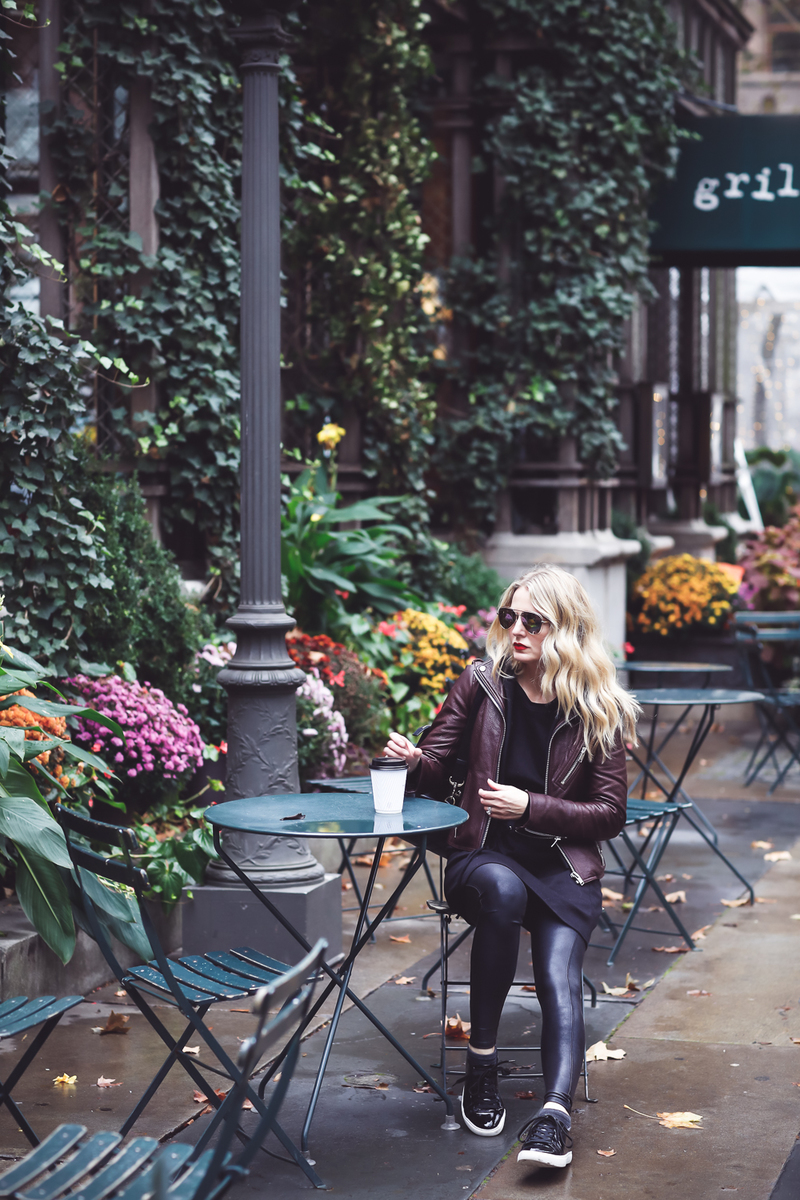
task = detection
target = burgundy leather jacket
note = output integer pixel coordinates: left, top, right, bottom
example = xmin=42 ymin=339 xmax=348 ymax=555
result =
xmin=413 ymin=659 xmax=629 ymax=886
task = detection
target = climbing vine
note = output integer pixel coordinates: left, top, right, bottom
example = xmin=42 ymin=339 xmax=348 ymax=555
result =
xmin=430 ymin=0 xmax=691 ymax=530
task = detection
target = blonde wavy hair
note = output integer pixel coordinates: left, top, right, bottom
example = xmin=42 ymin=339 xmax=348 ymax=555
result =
xmin=485 ymin=564 xmax=640 ymax=758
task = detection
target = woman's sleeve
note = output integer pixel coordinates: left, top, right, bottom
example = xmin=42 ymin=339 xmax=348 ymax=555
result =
xmin=412 ymin=665 xmax=476 ymax=800
xmin=521 ymin=730 xmax=628 ymax=842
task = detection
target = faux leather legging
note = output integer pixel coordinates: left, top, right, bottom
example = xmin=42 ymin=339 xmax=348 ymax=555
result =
xmin=448 ymin=861 xmax=586 ymax=1110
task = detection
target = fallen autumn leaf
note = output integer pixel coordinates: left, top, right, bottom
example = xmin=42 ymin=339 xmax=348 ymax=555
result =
xmin=664 ymin=890 xmax=687 ymax=904
xmin=597 ymin=1149 xmax=616 ymax=1157
xmin=99 ymin=1011 xmax=129 ymax=1036
xmin=96 ymin=1076 xmax=122 ymax=1088
xmin=183 ymin=1046 xmax=200 ymax=1056
xmin=389 ymin=934 xmax=411 ymax=944
xmin=586 ymin=1041 xmax=625 ymax=1062
xmin=53 ymin=1074 xmax=77 ymax=1086
xmin=765 ymin=851 xmax=792 ymax=862
xmin=652 ymin=945 xmax=687 ymax=953
xmin=394 ymin=976 xmax=416 ymax=986
xmin=751 ymin=840 xmax=773 ymax=850
xmin=515 ymin=1090 xmax=537 ymax=1100
xmin=602 ymin=982 xmax=632 ymax=997
xmin=445 ymin=1014 xmax=471 ymax=1040
xmin=657 ymin=1110 xmax=703 ymax=1129
xmin=686 ymin=989 xmax=712 ymax=996
xmin=721 ymin=897 xmax=750 ymax=908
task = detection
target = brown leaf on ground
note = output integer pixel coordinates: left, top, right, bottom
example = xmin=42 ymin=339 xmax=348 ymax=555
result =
xmin=515 ymin=1090 xmax=537 ymax=1100
xmin=342 ymin=1073 xmax=391 ymax=1090
xmin=645 ymin=905 xmax=664 ymax=912
xmin=389 ymin=934 xmax=411 ymax=944
xmin=394 ymin=976 xmax=416 ymax=986
xmin=183 ymin=1046 xmax=200 ymax=1056
xmin=686 ymin=989 xmax=712 ymax=997
xmin=664 ymin=890 xmax=686 ymax=904
xmin=229 ymin=1008 xmax=248 ymax=1013
xmin=353 ymin=852 xmax=393 ymax=868
xmin=445 ymin=1014 xmax=471 ymax=1040
xmin=341 ymin=880 xmax=352 ymax=891
xmin=652 ymin=946 xmax=687 ymax=953
xmin=765 ymin=850 xmax=792 ymax=862
xmin=755 ymin=897 xmax=777 ymax=904
xmin=601 ymin=887 xmax=625 ymax=906
xmin=692 ymin=925 xmax=712 ymax=942
xmin=413 ymin=1084 xmax=436 ymax=1094
xmin=602 ymin=982 xmax=632 ymax=997
xmin=597 ymin=1149 xmax=616 ymax=1157
xmin=96 ymin=1076 xmax=122 ymax=1088
xmin=721 ymin=897 xmax=751 ymax=908
xmin=751 ymin=840 xmax=773 ymax=850
xmin=656 ymin=873 xmax=675 ymax=882
xmin=642 ymin=977 xmax=656 ymax=989
xmin=521 ymin=984 xmax=536 ymax=992
xmin=790 ymin=1038 xmax=800 ymax=1045
xmin=586 ymin=1041 xmax=625 ymax=1062
xmin=99 ymin=1011 xmax=129 ymax=1036
xmin=657 ymin=1110 xmax=703 ymax=1129
xmin=681 ymin=874 xmax=692 ymax=880
xmin=114 ymin=990 xmax=127 ymax=998
xmin=625 ymin=973 xmax=640 ymax=991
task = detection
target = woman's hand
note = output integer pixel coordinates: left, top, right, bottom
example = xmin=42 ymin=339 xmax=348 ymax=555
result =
xmin=383 ymin=731 xmax=422 ymax=771
xmin=478 ymin=778 xmax=529 ymax=820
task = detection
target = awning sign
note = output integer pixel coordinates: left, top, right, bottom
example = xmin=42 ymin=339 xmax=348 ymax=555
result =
xmin=649 ymin=115 xmax=800 ymax=266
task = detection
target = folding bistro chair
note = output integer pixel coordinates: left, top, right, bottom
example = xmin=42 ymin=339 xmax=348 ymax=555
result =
xmin=0 ymin=996 xmax=83 ymax=1146
xmin=422 ymin=898 xmax=597 ymax=1102
xmin=733 ymin=614 xmax=800 ymax=793
xmin=0 ymin=939 xmax=326 ymax=1200
xmin=55 ymin=806 xmax=329 ymax=1191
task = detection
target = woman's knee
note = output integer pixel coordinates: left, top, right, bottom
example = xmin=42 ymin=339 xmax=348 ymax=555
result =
xmin=468 ymin=864 xmax=528 ymax=922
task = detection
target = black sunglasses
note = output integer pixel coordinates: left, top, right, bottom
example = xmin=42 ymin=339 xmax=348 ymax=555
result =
xmin=497 ymin=607 xmax=550 ymax=635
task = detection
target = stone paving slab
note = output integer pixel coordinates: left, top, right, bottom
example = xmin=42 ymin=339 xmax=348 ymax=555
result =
xmin=476 ymin=842 xmax=800 ymax=1200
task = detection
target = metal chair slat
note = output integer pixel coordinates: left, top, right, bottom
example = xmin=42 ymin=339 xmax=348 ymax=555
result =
xmin=19 ymin=1133 xmax=121 ymax=1200
xmin=112 ymin=1146 xmax=195 ymax=1200
xmin=229 ymin=946 xmax=295 ymax=975
xmin=164 ymin=1151 xmax=231 ymax=1200
xmin=204 ymin=951 xmax=286 ymax=984
xmin=0 ymin=997 xmax=32 ymax=1023
xmin=69 ymin=1140 xmax=160 ymax=1200
xmin=0 ymin=998 xmax=83 ymax=1040
xmin=177 ymin=957 xmax=263 ymax=993
xmin=152 ymin=961 xmax=245 ymax=1001
xmin=0 ymin=1127 xmax=86 ymax=1196
xmin=122 ymin=965 xmax=212 ymax=1005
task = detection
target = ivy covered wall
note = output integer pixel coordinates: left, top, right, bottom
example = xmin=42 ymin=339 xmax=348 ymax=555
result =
xmin=3 ymin=0 xmax=692 ymax=651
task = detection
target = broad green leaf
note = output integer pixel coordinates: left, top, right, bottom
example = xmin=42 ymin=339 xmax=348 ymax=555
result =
xmin=0 ymin=695 xmax=123 ymax=738
xmin=0 ymin=727 xmax=26 ymax=761
xmin=0 ymin=742 xmax=7 ymax=776
xmin=0 ymin=797 xmax=72 ymax=867
xmin=0 ymin=646 xmax=46 ymax=676
xmin=0 ymin=759 xmax=48 ymax=809
xmin=60 ymin=741 xmax=117 ymax=775
xmin=16 ymin=848 xmax=76 ymax=964
xmin=78 ymin=867 xmax=137 ymax=923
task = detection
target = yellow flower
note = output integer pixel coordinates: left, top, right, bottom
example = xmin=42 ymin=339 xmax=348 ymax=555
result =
xmin=317 ymin=423 xmax=346 ymax=450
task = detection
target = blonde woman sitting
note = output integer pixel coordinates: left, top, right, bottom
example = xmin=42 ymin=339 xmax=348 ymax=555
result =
xmin=384 ymin=564 xmax=638 ymax=1167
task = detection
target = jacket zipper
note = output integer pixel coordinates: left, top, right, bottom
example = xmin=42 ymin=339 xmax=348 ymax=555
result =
xmin=560 ymin=746 xmax=586 ymax=786
xmin=474 ymin=668 xmax=505 ymax=848
xmin=544 ymin=717 xmax=587 ymax=883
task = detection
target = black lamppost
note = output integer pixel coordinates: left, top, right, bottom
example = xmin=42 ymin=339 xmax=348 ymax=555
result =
xmin=207 ymin=2 xmax=322 ymax=889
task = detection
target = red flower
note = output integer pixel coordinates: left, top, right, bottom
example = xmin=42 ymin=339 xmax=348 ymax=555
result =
xmin=329 ymin=670 xmax=345 ymax=687
xmin=92 ymin=742 xmax=102 ymax=752
xmin=624 ymin=642 xmax=634 ymax=657
xmin=219 ymin=741 xmax=228 ymax=754
xmin=334 ymin=589 xmax=350 ymax=600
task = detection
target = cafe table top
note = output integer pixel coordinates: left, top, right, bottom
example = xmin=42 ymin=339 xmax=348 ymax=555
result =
xmin=632 ymin=687 xmax=763 ymax=707
xmin=204 ymin=793 xmax=468 ymax=839
xmin=623 ymin=661 xmax=731 ymax=674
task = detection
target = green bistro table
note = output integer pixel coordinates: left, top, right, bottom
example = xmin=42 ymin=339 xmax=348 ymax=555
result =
xmin=205 ymin=794 xmax=468 ymax=1165
xmin=597 ymin=688 xmax=763 ymax=963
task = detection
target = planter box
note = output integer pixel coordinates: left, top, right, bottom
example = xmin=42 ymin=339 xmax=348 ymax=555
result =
xmin=625 ymin=633 xmax=745 ymax=689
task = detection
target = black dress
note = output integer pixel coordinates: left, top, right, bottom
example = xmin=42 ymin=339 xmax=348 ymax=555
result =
xmin=443 ymin=678 xmax=602 ymax=945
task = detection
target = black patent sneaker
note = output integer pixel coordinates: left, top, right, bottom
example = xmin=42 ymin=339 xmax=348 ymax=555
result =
xmin=459 ymin=1056 xmax=506 ymax=1137
xmin=517 ymin=1111 xmax=573 ymax=1167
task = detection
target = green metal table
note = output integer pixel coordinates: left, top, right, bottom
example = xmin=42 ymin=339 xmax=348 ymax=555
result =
xmin=206 ymin=794 xmax=468 ymax=1164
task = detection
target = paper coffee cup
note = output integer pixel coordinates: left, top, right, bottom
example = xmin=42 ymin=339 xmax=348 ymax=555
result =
xmin=370 ymin=756 xmax=407 ymax=814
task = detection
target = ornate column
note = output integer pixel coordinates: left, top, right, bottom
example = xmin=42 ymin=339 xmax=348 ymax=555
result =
xmin=38 ymin=0 xmax=64 ymax=321
xmin=206 ymin=2 xmax=322 ymax=888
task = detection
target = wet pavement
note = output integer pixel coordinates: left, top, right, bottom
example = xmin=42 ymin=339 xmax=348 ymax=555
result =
xmin=0 ymin=718 xmax=797 ymax=1198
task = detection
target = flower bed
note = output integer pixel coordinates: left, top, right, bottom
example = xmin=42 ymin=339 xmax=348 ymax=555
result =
xmin=631 ymin=554 xmax=741 ymax=638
